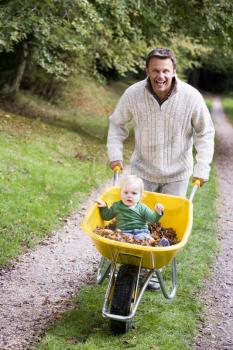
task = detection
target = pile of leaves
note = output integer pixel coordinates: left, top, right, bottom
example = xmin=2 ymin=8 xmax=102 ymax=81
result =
xmin=149 ymin=222 xmax=179 ymax=245
xmin=94 ymin=222 xmax=179 ymax=247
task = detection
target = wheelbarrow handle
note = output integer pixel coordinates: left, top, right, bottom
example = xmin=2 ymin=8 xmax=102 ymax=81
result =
xmin=113 ymin=166 xmax=121 ymax=186
xmin=189 ymin=179 xmax=201 ymax=202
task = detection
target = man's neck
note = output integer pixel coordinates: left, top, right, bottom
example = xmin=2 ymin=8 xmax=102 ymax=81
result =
xmin=147 ymin=78 xmax=176 ymax=105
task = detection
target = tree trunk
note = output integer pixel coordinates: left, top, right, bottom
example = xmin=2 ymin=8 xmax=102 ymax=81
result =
xmin=10 ymin=41 xmax=28 ymax=92
xmin=1 ymin=41 xmax=28 ymax=95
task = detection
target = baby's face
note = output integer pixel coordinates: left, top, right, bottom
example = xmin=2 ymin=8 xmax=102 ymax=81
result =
xmin=120 ymin=184 xmax=141 ymax=207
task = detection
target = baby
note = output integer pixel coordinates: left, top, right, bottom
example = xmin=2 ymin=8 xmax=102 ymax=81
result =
xmin=97 ymin=174 xmax=165 ymax=242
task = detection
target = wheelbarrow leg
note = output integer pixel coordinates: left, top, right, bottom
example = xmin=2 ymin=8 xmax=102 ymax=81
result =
xmin=156 ymin=258 xmax=177 ymax=300
xmin=96 ymin=257 xmax=111 ymax=284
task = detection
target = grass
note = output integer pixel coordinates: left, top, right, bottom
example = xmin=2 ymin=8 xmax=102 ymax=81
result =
xmin=222 ymin=96 xmax=233 ymax=124
xmin=36 ymin=172 xmax=218 ymax=350
xmin=0 ymin=112 xmax=107 ymax=264
xmin=0 ymin=77 xmax=134 ymax=265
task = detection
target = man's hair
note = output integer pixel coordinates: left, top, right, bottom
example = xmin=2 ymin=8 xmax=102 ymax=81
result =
xmin=120 ymin=175 xmax=144 ymax=196
xmin=146 ymin=48 xmax=176 ymax=69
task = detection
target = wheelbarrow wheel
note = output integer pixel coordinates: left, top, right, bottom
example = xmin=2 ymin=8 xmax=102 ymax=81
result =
xmin=110 ymin=264 xmax=138 ymax=334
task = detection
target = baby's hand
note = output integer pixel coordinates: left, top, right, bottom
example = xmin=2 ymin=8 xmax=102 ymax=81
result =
xmin=155 ymin=203 xmax=164 ymax=215
xmin=96 ymin=199 xmax=107 ymax=207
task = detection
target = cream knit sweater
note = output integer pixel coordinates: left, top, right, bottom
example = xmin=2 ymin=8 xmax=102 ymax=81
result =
xmin=107 ymin=77 xmax=215 ymax=183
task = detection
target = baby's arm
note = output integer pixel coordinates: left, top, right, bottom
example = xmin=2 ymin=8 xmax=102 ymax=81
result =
xmin=142 ymin=202 xmax=164 ymax=222
xmin=96 ymin=199 xmax=107 ymax=207
xmin=96 ymin=200 xmax=116 ymax=221
xmin=154 ymin=203 xmax=164 ymax=216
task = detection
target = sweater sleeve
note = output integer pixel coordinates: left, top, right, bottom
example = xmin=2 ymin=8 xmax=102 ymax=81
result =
xmin=191 ymin=94 xmax=215 ymax=180
xmin=141 ymin=204 xmax=163 ymax=223
xmin=99 ymin=204 xmax=116 ymax=221
xmin=107 ymin=91 xmax=133 ymax=162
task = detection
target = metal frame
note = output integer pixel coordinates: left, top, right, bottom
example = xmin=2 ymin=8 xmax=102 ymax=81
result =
xmin=96 ymin=256 xmax=111 ymax=284
xmin=98 ymin=252 xmax=177 ymax=322
xmin=156 ymin=258 xmax=177 ymax=300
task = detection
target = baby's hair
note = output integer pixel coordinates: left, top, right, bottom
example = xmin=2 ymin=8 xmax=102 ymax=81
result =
xmin=120 ymin=175 xmax=144 ymax=195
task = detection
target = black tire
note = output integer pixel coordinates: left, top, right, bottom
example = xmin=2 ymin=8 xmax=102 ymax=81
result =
xmin=110 ymin=264 xmax=138 ymax=334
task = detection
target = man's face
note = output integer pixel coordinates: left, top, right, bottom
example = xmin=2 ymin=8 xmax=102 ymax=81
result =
xmin=146 ymin=57 xmax=175 ymax=99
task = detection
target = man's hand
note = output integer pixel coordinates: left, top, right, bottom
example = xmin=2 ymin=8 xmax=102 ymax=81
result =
xmin=110 ymin=160 xmax=123 ymax=171
xmin=192 ymin=177 xmax=207 ymax=187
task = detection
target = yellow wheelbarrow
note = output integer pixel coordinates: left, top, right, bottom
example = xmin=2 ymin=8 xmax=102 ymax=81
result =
xmin=81 ymin=171 xmax=200 ymax=333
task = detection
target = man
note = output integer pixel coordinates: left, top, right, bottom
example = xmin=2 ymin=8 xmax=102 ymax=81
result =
xmin=107 ymin=48 xmax=215 ymax=197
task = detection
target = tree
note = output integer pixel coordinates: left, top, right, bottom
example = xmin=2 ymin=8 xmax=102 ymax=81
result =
xmin=0 ymin=0 xmax=232 ymax=93
xmin=0 ymin=0 xmax=95 ymax=92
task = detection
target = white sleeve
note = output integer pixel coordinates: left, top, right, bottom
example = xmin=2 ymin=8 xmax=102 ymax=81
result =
xmin=107 ymin=91 xmax=133 ymax=162
xmin=192 ymin=95 xmax=215 ymax=180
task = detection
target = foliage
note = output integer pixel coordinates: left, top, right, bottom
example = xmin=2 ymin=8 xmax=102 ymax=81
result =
xmin=170 ymin=37 xmax=211 ymax=78
xmin=0 ymin=0 xmax=146 ymax=85
xmin=0 ymin=1 xmax=88 ymax=79
xmin=0 ymin=0 xmax=233 ymax=90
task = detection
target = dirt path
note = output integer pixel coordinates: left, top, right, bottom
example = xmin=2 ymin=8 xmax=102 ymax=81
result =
xmin=0 ymin=183 xmax=112 ymax=350
xmin=194 ymin=97 xmax=233 ymax=349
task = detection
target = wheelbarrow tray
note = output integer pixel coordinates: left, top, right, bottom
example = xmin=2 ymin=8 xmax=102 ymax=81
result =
xmin=82 ymin=186 xmax=193 ymax=270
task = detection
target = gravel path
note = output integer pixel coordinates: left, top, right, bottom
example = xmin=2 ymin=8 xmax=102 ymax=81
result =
xmin=0 ymin=182 xmax=112 ymax=350
xmin=194 ymin=97 xmax=233 ymax=349
xmin=0 ymin=98 xmax=233 ymax=350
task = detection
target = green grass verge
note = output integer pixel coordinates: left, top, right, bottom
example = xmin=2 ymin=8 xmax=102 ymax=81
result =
xmin=37 ymin=173 xmax=218 ymax=350
xmin=0 ymin=111 xmax=110 ymax=264
xmin=0 ymin=77 xmax=134 ymax=265
xmin=222 ymin=97 xmax=233 ymax=124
